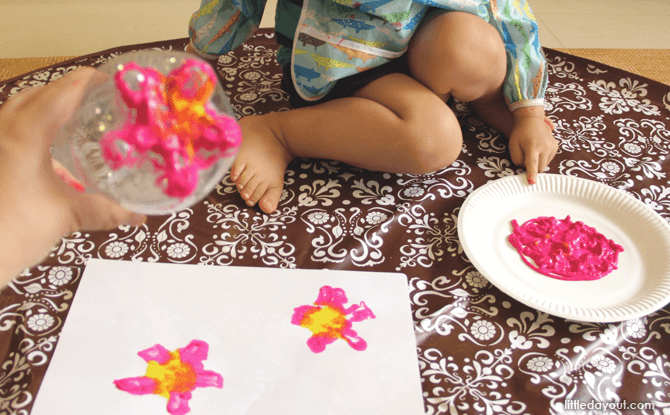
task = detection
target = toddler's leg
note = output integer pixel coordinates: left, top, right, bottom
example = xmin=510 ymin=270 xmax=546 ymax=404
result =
xmin=407 ymin=11 xmax=557 ymax=179
xmin=231 ymin=11 xmax=516 ymax=214
xmin=406 ymin=11 xmax=513 ymax=136
xmin=231 ymin=72 xmax=462 ymax=213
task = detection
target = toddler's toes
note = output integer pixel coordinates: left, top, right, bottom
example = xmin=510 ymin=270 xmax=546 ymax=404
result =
xmin=245 ymin=180 xmax=269 ymax=207
xmin=236 ymin=167 xmax=256 ymax=192
xmin=229 ymin=164 xmax=240 ymax=182
xmin=259 ymin=186 xmax=283 ymax=214
xmin=239 ymin=175 xmax=263 ymax=201
xmin=230 ymin=158 xmax=249 ymax=183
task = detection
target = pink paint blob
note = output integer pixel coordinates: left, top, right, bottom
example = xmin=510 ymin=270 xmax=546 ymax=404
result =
xmin=100 ymin=59 xmax=241 ymax=199
xmin=292 ymin=286 xmax=375 ymax=353
xmin=114 ymin=339 xmax=223 ymax=415
xmin=508 ymin=215 xmax=624 ymax=281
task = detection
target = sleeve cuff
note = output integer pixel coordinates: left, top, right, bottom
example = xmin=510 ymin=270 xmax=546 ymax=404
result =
xmin=188 ymin=40 xmax=222 ymax=61
xmin=508 ymin=98 xmax=545 ymax=112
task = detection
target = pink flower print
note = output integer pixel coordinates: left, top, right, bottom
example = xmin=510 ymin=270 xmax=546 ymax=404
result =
xmin=292 ymin=286 xmax=376 ymax=353
xmin=114 ymin=340 xmax=223 ymax=415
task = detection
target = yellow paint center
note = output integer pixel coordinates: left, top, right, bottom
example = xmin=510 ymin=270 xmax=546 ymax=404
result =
xmin=301 ymin=306 xmax=347 ymax=337
xmin=145 ymin=351 xmax=197 ymax=398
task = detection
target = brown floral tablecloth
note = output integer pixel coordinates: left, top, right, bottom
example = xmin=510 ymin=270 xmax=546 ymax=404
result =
xmin=1 ymin=29 xmax=670 ymax=415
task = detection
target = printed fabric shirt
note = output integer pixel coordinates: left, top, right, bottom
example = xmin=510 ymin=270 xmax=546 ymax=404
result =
xmin=189 ymin=0 xmax=548 ymax=111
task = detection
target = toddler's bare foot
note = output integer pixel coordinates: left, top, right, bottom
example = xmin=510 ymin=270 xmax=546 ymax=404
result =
xmin=230 ymin=113 xmax=294 ymax=214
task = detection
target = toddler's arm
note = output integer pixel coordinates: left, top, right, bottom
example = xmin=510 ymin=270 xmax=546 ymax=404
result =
xmin=485 ymin=0 xmax=556 ymax=182
xmin=485 ymin=0 xmax=547 ymax=112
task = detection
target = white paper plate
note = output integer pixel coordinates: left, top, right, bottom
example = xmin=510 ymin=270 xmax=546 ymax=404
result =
xmin=457 ymin=174 xmax=670 ymax=322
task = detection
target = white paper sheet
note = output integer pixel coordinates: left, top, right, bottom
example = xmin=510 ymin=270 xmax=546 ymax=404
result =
xmin=32 ymin=259 xmax=424 ymax=415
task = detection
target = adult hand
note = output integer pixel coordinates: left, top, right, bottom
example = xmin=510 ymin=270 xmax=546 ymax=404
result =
xmin=508 ymin=106 xmax=558 ymax=184
xmin=0 ymin=67 xmax=146 ymax=287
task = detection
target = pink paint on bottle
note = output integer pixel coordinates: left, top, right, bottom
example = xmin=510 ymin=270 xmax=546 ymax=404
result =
xmin=51 ymin=51 xmax=241 ymax=215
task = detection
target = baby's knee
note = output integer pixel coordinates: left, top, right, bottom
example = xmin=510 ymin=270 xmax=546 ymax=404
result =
xmin=424 ymin=11 xmax=504 ymax=60
xmin=401 ymin=109 xmax=463 ymax=174
xmin=408 ymin=11 xmax=506 ymax=100
xmin=447 ymin=14 xmax=505 ymax=79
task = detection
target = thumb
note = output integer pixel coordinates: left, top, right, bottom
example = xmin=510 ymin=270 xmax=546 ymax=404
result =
xmin=69 ymin=192 xmax=147 ymax=231
xmin=30 ymin=67 xmax=107 ymax=144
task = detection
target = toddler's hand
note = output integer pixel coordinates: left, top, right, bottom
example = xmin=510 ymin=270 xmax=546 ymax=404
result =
xmin=508 ymin=106 xmax=558 ymax=184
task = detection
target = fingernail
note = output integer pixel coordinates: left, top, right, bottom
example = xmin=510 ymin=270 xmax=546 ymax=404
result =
xmin=54 ymin=166 xmax=86 ymax=193
xmin=528 ymin=174 xmax=536 ymax=185
xmin=543 ymin=118 xmax=554 ymax=131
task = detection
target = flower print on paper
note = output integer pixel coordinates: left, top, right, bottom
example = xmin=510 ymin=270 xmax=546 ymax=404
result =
xmin=114 ymin=340 xmax=223 ymax=415
xmin=292 ymin=286 xmax=375 ymax=353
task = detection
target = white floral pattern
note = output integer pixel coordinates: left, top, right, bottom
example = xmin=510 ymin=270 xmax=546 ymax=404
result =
xmin=625 ymin=319 xmax=647 ymax=339
xmin=470 ymin=320 xmax=496 ymax=341
xmin=551 ymin=115 xmax=617 ymax=158
xmin=47 ymin=266 xmax=73 ymax=286
xmin=396 ymin=204 xmax=463 ymax=271
xmin=589 ymin=78 xmax=661 ymax=116
xmin=464 ymin=270 xmax=488 ymax=288
xmin=1 ymin=33 xmax=670 ymax=415
xmin=166 ymin=243 xmax=191 ymax=259
xmin=27 ymin=313 xmax=55 ymax=332
xmin=105 ymin=241 xmax=129 ymax=258
xmin=526 ymin=356 xmax=554 ymax=372
xmin=544 ymin=82 xmax=592 ymax=115
xmin=588 ymin=355 xmax=617 ymax=374
xmin=300 ymin=207 xmax=393 ymax=267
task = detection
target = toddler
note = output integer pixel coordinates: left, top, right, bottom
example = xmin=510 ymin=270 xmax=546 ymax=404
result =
xmin=187 ymin=0 xmax=558 ymax=213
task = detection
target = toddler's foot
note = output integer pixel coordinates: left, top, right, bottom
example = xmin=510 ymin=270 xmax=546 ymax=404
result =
xmin=230 ymin=113 xmax=294 ymax=214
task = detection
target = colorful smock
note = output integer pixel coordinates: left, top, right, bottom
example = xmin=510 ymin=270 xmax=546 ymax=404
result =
xmin=188 ymin=0 xmax=547 ymax=110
